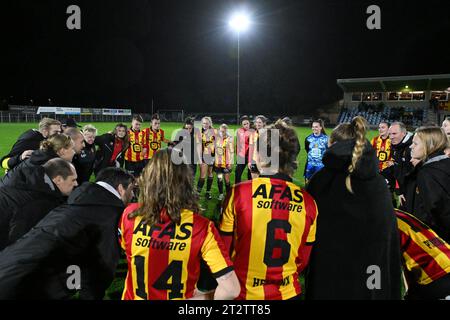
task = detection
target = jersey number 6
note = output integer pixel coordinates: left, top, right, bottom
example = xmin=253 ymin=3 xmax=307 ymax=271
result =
xmin=263 ymin=219 xmax=292 ymax=267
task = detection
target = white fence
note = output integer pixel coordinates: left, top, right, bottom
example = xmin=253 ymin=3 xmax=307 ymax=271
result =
xmin=0 ymin=112 xmax=133 ymax=123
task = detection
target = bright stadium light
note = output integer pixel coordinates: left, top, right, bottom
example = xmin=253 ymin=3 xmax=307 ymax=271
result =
xmin=229 ymin=11 xmax=251 ymax=124
xmin=229 ymin=13 xmax=250 ymax=32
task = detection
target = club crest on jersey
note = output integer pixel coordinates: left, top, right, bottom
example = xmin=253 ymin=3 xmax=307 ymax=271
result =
xmin=150 ymin=141 xmax=160 ymax=150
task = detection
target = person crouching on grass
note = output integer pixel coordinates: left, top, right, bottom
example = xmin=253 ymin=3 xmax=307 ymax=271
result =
xmin=119 ymin=148 xmax=240 ymax=300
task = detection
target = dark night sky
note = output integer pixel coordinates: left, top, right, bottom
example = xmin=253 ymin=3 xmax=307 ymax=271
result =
xmin=1 ymin=0 xmax=450 ymax=115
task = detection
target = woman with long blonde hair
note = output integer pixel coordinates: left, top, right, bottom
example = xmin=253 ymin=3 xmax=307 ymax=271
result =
xmin=119 ymin=148 xmax=239 ymax=300
xmin=197 ymin=116 xmax=216 ymax=199
xmin=305 ymin=116 xmax=402 ymax=299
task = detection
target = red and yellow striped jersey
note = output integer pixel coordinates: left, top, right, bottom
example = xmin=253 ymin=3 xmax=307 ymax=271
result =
xmin=201 ymin=128 xmax=216 ymax=155
xmin=125 ymin=129 xmax=146 ymax=162
xmin=219 ymin=175 xmax=318 ymax=300
xmin=215 ymin=134 xmax=233 ymax=168
xmin=143 ymin=128 xmax=165 ymax=160
xmin=248 ymin=130 xmax=259 ymax=163
xmin=371 ymin=135 xmax=392 ymax=171
xmin=396 ymin=209 xmax=450 ymax=285
xmin=119 ymin=203 xmax=233 ymax=300
xmin=236 ymin=128 xmax=251 ymax=158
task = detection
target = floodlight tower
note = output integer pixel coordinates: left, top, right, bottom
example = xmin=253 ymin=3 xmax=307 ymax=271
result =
xmin=229 ymin=12 xmax=250 ymax=125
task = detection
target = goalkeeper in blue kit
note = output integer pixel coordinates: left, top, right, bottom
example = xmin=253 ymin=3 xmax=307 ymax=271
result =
xmin=304 ymin=119 xmax=328 ymax=182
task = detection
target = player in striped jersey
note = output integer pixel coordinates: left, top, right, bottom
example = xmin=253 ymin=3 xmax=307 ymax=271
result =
xmin=371 ymin=121 xmax=393 ymax=172
xmin=214 ymin=124 xmax=234 ymax=201
xmin=248 ymin=115 xmax=268 ymax=179
xmin=219 ymin=120 xmax=318 ymax=300
xmin=119 ymin=148 xmax=240 ymax=300
xmin=125 ymin=115 xmax=146 ymax=177
xmin=197 ymin=117 xmax=217 ymax=200
xmin=142 ymin=114 xmax=171 ymax=165
xmin=396 ymin=209 xmax=450 ymax=299
xmin=235 ymin=116 xmax=252 ymax=184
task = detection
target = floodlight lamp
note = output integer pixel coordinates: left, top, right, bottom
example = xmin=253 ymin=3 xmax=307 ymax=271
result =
xmin=229 ymin=13 xmax=250 ymax=32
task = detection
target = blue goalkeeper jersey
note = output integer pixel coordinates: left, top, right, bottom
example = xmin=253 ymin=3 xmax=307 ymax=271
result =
xmin=305 ymin=133 xmax=328 ymax=168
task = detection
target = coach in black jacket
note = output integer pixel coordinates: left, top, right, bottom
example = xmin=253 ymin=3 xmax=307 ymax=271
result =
xmin=0 ymin=168 xmax=134 ymax=300
xmin=305 ymin=130 xmax=402 ymax=299
xmin=93 ymin=124 xmax=129 ymax=176
xmin=0 ymin=159 xmax=77 ymax=249
xmin=381 ymin=122 xmax=413 ymax=208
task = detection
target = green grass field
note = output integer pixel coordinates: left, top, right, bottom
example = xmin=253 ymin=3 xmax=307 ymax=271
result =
xmin=0 ymin=122 xmax=379 ymax=299
xmin=0 ymin=121 xmax=379 ymax=184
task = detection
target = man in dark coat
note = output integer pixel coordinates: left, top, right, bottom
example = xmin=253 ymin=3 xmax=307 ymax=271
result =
xmin=93 ymin=123 xmax=129 ymax=176
xmin=73 ymin=140 xmax=96 ymax=184
xmin=73 ymin=125 xmax=97 ymax=184
xmin=0 ymin=158 xmax=78 ymax=249
xmin=306 ymin=139 xmax=402 ymax=299
xmin=381 ymin=122 xmax=414 ymax=209
xmin=0 ymin=118 xmax=61 ymax=170
xmin=0 ymin=167 xmax=135 ymax=299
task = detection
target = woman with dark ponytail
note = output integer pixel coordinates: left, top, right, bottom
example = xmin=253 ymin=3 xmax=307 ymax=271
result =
xmin=305 ymin=116 xmax=402 ymax=299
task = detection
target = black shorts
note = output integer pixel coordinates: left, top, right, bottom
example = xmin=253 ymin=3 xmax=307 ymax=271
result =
xmin=214 ymin=166 xmax=231 ymax=174
xmin=125 ymin=160 xmax=145 ymax=177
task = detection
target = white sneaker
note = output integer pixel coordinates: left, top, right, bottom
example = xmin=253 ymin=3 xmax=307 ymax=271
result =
xmin=218 ymin=194 xmax=224 ymax=201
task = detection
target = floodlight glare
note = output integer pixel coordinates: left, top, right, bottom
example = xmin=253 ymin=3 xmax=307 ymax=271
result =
xmin=229 ymin=13 xmax=250 ymax=32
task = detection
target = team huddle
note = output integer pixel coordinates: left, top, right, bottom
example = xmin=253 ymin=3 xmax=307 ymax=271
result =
xmin=0 ymin=114 xmax=449 ymax=300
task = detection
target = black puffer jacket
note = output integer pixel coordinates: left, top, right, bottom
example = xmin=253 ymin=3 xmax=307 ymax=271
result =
xmin=94 ymin=133 xmax=128 ymax=176
xmin=305 ymin=139 xmax=402 ymax=300
xmin=73 ymin=141 xmax=96 ymax=184
xmin=0 ymin=129 xmax=45 ymax=170
xmin=381 ymin=132 xmax=413 ymax=197
xmin=0 ymin=182 xmax=125 ymax=299
xmin=0 ymin=166 xmax=65 ymax=249
xmin=0 ymin=149 xmax=58 ymax=188
xmin=405 ymin=153 xmax=450 ymax=242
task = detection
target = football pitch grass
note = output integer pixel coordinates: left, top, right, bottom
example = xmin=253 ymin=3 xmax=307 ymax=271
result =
xmin=0 ymin=122 xmax=379 ymax=299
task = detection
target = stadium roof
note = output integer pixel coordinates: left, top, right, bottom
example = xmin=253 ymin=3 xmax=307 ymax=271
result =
xmin=337 ymin=74 xmax=450 ymax=92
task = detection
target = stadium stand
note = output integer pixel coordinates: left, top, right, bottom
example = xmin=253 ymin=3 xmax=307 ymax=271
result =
xmin=337 ymin=74 xmax=450 ymax=128
xmin=338 ymin=103 xmax=428 ymax=127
